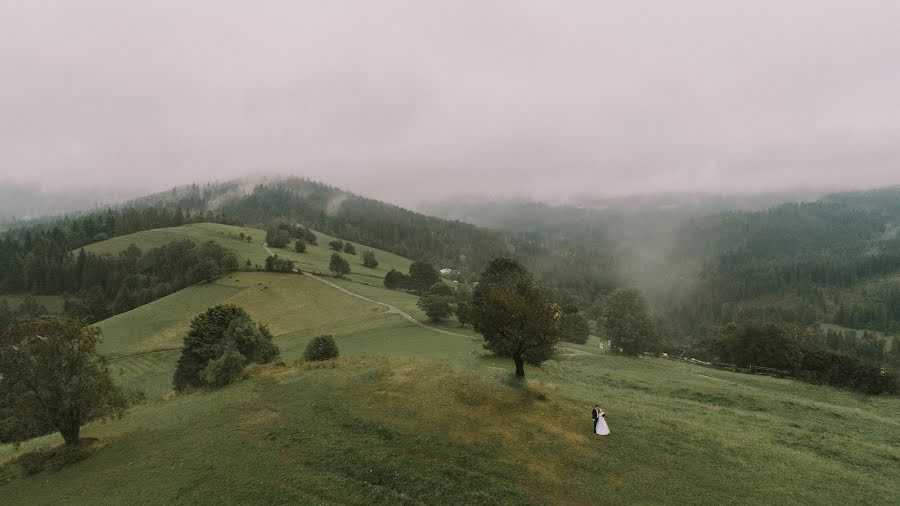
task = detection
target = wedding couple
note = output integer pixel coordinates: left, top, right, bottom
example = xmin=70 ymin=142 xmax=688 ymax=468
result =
xmin=591 ymin=405 xmax=610 ymax=436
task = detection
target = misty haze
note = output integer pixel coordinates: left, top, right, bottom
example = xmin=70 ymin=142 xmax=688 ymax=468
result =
xmin=0 ymin=2 xmax=898 ymax=505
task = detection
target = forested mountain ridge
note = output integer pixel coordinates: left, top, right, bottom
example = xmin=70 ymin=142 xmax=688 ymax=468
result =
xmin=423 ymin=187 xmax=900 ymax=335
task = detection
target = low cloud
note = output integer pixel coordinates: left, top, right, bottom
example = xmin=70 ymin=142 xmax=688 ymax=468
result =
xmin=1 ymin=1 xmax=899 ymax=206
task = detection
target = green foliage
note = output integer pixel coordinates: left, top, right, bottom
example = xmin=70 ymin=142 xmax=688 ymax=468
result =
xmin=800 ymin=348 xmax=897 ymax=394
xmin=362 ymin=250 xmax=378 ymax=268
xmin=202 ymin=342 xmax=248 ymax=388
xmin=416 ymin=294 xmax=454 ymax=322
xmin=0 ymin=316 xmax=126 ymax=446
xmin=455 ymin=301 xmax=471 ymax=327
xmin=301 ymin=228 xmax=317 ymax=245
xmin=428 ymin=282 xmax=453 ymax=296
xmin=173 ymin=305 xmax=279 ymax=391
xmin=712 ymin=322 xmax=803 ymax=372
xmin=383 ymin=269 xmax=408 ymax=290
xmin=343 ymin=242 xmax=356 ymax=255
xmin=603 ymin=288 xmax=657 ymax=355
xmin=15 ymin=295 xmax=48 ymax=317
xmin=408 ymin=261 xmax=440 ymax=294
xmin=294 ymin=239 xmax=306 ymax=253
xmin=329 ymin=240 xmax=344 ymax=252
xmin=470 ymin=258 xmax=561 ymax=377
xmin=265 ymin=225 xmax=291 ymax=248
xmin=561 ymin=312 xmax=590 ymax=344
xmin=704 ymin=321 xmax=898 ymax=394
xmin=329 ymin=253 xmax=351 ymax=277
xmin=264 ymin=254 xmax=296 ymax=273
xmin=303 ymin=334 xmax=339 ymax=361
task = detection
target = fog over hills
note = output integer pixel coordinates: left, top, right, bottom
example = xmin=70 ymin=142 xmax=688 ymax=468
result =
xmin=2 ymin=2 xmax=900 ymax=205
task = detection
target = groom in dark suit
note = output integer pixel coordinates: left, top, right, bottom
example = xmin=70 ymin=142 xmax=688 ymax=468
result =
xmin=591 ymin=405 xmax=599 ymax=433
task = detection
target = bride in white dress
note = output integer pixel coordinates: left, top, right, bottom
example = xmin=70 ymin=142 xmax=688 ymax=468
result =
xmin=595 ymin=408 xmax=610 ymax=436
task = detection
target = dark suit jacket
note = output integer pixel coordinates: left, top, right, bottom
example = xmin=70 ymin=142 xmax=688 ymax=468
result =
xmin=591 ymin=408 xmax=599 ymax=420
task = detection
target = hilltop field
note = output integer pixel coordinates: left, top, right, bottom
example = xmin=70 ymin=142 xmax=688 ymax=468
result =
xmin=2 ymin=224 xmax=898 ymax=504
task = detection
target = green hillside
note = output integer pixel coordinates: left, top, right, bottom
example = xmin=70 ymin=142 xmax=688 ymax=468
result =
xmin=81 ymin=222 xmax=415 ymax=286
xmin=99 ymin=270 xmax=477 ymax=398
xmin=3 ymin=221 xmax=898 ymax=504
xmin=3 ymin=354 xmax=898 ymax=504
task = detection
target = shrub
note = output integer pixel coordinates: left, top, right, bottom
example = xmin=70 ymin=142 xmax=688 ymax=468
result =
xmin=329 ymin=240 xmax=344 ymax=251
xmin=362 ymin=250 xmax=378 ymax=268
xmin=343 ymin=242 xmax=357 ymax=255
xmin=304 ymin=335 xmax=339 ymax=361
xmin=294 ymin=240 xmax=306 ymax=253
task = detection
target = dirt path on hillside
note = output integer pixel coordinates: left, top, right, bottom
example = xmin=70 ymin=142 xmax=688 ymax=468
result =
xmin=262 ymin=242 xmax=470 ymax=338
xmin=302 ymin=274 xmax=471 ymax=338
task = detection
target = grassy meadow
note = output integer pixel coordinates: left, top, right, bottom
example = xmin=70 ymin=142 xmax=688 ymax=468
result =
xmin=1 ymin=224 xmax=897 ymax=504
xmin=2 ymin=354 xmax=898 ymax=505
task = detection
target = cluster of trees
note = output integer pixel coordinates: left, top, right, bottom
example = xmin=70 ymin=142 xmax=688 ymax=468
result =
xmin=696 ymin=322 xmax=897 ymax=394
xmin=265 ymin=221 xmax=317 ymax=249
xmin=173 ymin=305 xmax=280 ymax=390
xmin=0 ymin=206 xmax=239 ymax=294
xmin=264 ymin=254 xmax=297 ymax=273
xmin=1 ymin=240 xmax=239 ymax=326
xmin=833 ymin=285 xmax=900 ymax=331
xmin=817 ymin=327 xmax=895 ymax=364
xmin=328 ymin=239 xmax=356 ymax=255
xmin=384 ymin=261 xmax=441 ymax=294
xmin=0 ymin=296 xmax=52 ymax=331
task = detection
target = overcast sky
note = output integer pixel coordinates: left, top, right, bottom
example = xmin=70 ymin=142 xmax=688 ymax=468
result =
xmin=1 ymin=1 xmax=899 ymax=205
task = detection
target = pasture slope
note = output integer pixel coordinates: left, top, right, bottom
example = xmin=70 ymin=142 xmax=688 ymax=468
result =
xmin=0 ymin=224 xmax=897 ymax=504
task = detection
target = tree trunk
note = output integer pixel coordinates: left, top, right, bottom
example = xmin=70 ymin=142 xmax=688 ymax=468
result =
xmin=59 ymin=418 xmax=81 ymax=446
xmin=514 ymin=356 xmax=525 ymax=378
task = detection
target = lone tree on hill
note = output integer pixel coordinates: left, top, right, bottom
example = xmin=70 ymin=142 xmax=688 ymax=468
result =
xmin=343 ymin=242 xmax=357 ymax=255
xmin=328 ymin=240 xmax=344 ymax=252
xmin=0 ymin=316 xmax=127 ymax=446
xmin=294 ymin=239 xmax=306 ymax=253
xmin=602 ymin=288 xmax=656 ymax=355
xmin=173 ymin=305 xmax=279 ymax=391
xmin=362 ymin=250 xmax=378 ymax=268
xmin=329 ymin=253 xmax=351 ymax=277
xmin=469 ymin=258 xmax=562 ymax=378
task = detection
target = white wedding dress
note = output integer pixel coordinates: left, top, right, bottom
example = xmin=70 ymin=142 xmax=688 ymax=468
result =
xmin=595 ymin=413 xmax=610 ymax=436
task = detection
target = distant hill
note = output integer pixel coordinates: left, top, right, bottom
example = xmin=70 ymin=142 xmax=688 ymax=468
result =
xmin=421 ymin=187 xmax=900 ymax=336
